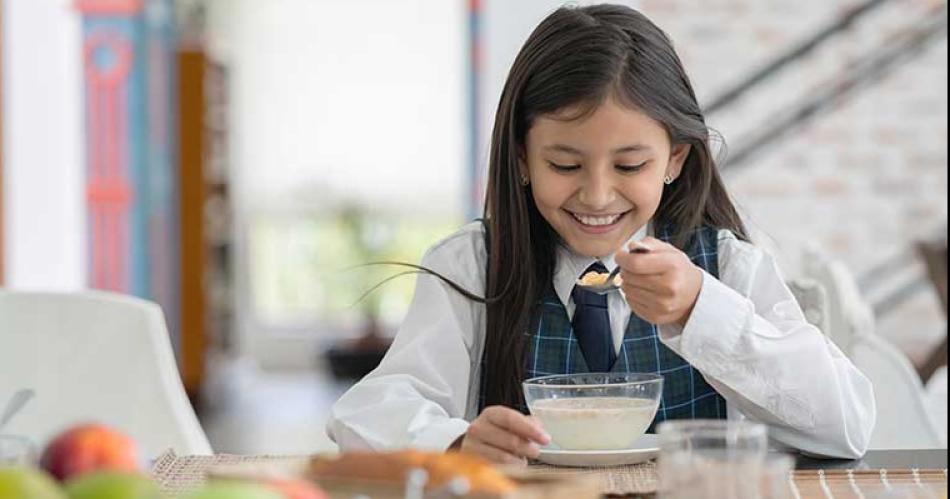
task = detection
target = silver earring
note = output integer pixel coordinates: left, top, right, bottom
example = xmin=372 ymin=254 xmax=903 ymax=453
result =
xmin=664 ymin=175 xmax=674 ymax=185
xmin=520 ymin=174 xmax=530 ymax=186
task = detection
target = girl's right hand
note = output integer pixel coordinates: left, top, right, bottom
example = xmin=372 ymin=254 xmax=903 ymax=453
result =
xmin=456 ymin=406 xmax=552 ymax=465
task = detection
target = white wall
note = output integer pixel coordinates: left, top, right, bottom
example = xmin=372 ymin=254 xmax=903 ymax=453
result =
xmin=2 ymin=0 xmax=85 ymax=290
xmin=229 ymin=0 xmax=466 ymax=214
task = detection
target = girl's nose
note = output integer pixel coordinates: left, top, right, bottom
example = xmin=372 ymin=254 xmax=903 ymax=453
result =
xmin=577 ymin=171 xmax=615 ymax=209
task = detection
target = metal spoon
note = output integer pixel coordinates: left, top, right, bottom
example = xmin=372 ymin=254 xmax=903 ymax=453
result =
xmin=575 ymin=241 xmax=651 ymax=295
xmin=0 ymin=389 xmax=34 ymax=433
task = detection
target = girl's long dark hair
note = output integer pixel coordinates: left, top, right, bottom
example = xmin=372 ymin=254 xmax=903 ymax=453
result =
xmin=480 ymin=4 xmax=747 ymax=409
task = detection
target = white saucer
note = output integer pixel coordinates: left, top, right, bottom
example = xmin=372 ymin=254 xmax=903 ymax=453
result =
xmin=536 ymin=434 xmax=660 ymax=467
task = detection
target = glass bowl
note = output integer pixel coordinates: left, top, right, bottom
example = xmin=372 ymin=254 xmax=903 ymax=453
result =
xmin=523 ymin=373 xmax=664 ymax=450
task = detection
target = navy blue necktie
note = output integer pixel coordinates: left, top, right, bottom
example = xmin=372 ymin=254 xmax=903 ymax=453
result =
xmin=572 ymin=262 xmax=617 ymax=372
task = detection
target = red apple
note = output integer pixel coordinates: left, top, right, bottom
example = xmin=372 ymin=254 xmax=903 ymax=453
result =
xmin=39 ymin=424 xmax=140 ymax=481
xmin=264 ymin=478 xmax=329 ymax=499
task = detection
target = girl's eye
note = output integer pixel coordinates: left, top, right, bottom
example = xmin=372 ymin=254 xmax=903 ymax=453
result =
xmin=616 ymin=162 xmax=647 ymax=173
xmin=547 ymin=161 xmax=581 ymax=172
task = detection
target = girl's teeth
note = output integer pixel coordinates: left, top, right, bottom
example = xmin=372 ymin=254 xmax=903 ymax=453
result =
xmin=573 ymin=213 xmax=621 ymax=226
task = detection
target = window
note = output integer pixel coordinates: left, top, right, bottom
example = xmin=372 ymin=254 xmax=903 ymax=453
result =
xmin=230 ymin=0 xmax=467 ymax=339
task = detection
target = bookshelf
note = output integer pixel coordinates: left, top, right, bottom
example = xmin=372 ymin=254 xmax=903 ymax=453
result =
xmin=176 ymin=36 xmax=235 ymax=395
xmin=203 ymin=59 xmax=235 ymax=355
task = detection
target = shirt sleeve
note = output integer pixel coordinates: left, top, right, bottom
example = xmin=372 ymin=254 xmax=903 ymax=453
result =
xmin=658 ymin=231 xmax=877 ymax=459
xmin=326 ymin=225 xmax=486 ymax=451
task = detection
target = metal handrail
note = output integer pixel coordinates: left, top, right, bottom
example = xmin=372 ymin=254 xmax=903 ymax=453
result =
xmin=722 ymin=3 xmax=948 ymax=171
xmin=703 ymin=0 xmax=894 ymax=115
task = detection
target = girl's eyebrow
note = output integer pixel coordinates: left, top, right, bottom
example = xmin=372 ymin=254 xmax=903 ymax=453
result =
xmin=542 ymin=144 xmax=653 ymax=155
xmin=612 ymin=144 xmax=653 ymax=154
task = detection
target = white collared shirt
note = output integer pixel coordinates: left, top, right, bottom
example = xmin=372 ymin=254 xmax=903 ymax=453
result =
xmin=327 ymin=222 xmax=876 ymax=459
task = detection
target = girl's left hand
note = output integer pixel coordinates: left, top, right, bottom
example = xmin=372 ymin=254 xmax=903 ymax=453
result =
xmin=613 ymin=237 xmax=704 ymax=327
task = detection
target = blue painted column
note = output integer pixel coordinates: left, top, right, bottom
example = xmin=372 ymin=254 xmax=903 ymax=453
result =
xmin=78 ymin=0 xmax=180 ymax=349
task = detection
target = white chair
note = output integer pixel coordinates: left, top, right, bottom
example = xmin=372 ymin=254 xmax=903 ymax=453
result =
xmin=786 ymin=278 xmax=832 ymax=341
xmin=0 ymin=290 xmax=213 ymax=458
xmin=924 ymin=365 xmax=948 ymax=445
xmin=794 ymin=248 xmax=945 ymax=450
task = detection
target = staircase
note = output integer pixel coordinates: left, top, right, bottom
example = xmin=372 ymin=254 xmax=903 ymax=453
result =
xmin=702 ymin=0 xmax=947 ymax=171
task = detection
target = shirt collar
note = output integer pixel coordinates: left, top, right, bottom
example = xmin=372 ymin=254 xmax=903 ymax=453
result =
xmin=552 ymin=222 xmax=651 ymax=308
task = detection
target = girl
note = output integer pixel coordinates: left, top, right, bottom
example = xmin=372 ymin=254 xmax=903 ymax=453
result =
xmin=327 ymin=4 xmax=875 ymax=462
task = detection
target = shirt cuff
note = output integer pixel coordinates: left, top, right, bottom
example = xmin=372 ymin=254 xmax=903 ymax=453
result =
xmin=659 ymin=270 xmax=751 ymax=377
xmin=410 ymin=418 xmax=471 ymax=451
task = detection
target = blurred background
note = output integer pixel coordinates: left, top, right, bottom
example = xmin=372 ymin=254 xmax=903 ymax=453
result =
xmin=1 ymin=0 xmax=946 ymax=456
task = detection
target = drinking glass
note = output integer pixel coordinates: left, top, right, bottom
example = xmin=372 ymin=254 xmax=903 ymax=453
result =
xmin=658 ymin=419 xmax=793 ymax=499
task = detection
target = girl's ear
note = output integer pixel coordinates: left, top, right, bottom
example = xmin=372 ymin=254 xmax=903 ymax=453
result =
xmin=517 ymin=146 xmax=529 ymax=179
xmin=666 ymin=143 xmax=691 ymax=180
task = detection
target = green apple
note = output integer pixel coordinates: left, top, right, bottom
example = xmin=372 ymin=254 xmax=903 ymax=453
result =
xmin=0 ymin=467 xmax=68 ymax=499
xmin=64 ymin=471 xmax=161 ymax=499
xmin=183 ymin=482 xmax=283 ymax=499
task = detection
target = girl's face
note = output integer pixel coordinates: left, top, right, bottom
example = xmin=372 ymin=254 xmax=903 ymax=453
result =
xmin=523 ymin=96 xmax=690 ymax=258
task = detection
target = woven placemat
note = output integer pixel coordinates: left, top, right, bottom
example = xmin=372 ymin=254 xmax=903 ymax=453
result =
xmin=521 ymin=462 xmax=657 ymax=496
xmin=150 ymin=450 xmax=308 ymax=496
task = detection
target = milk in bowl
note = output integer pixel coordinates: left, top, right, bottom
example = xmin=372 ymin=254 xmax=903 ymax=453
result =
xmin=523 ymin=373 xmax=663 ymax=451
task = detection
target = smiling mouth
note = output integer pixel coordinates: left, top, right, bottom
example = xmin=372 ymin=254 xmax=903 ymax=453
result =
xmin=567 ymin=210 xmax=629 ymax=227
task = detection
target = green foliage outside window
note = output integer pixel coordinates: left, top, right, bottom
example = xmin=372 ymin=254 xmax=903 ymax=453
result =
xmin=249 ymin=208 xmax=461 ymax=336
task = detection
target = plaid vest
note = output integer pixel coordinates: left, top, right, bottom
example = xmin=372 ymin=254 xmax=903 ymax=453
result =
xmin=479 ymin=225 xmax=727 ymax=431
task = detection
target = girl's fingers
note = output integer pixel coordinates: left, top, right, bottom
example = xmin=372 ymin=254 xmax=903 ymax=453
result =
xmin=621 ymin=273 xmax=678 ymax=301
xmin=483 ymin=406 xmax=551 ymax=445
xmin=463 ymin=439 xmax=527 ymax=465
xmin=627 ymin=239 xmax=653 ymax=253
xmin=636 ymin=237 xmax=679 ymax=252
xmin=615 ymin=250 xmax=675 ymax=276
xmin=626 ymin=295 xmax=659 ymax=319
xmin=624 ymin=286 xmax=672 ymax=316
xmin=621 ymin=273 xmax=663 ymax=292
xmin=469 ymin=421 xmax=542 ymax=459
